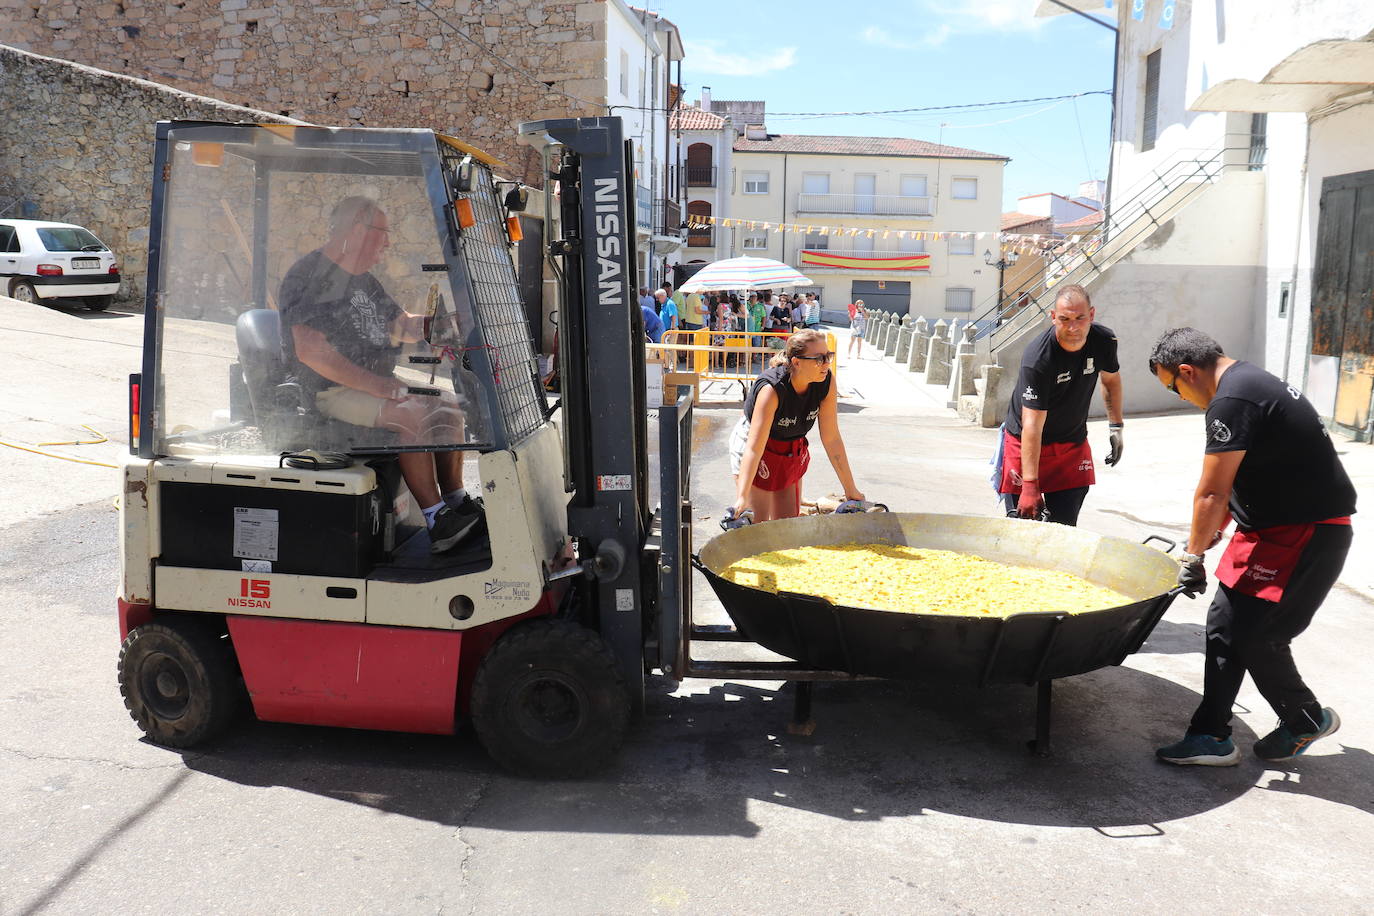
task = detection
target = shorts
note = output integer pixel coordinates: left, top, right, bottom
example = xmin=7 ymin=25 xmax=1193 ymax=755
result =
xmin=315 ymin=385 xmax=387 ymax=427
xmin=851 ymin=324 xmax=865 ymax=339
xmin=729 ymin=417 xmax=810 ymax=492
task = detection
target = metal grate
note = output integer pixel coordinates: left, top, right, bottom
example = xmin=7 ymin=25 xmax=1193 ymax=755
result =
xmin=442 ymin=146 xmax=547 ymax=447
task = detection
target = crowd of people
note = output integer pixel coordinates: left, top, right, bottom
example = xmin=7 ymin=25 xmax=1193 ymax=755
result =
xmin=638 ymin=282 xmax=823 ymax=342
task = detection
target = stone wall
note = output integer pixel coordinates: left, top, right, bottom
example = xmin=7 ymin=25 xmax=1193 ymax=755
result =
xmin=0 ymin=0 xmax=608 ymax=186
xmin=0 ymin=43 xmax=306 ymax=304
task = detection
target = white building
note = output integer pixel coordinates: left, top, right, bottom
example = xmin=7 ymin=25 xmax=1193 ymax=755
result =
xmin=1017 ymin=0 xmax=1374 ymax=436
xmin=669 ymin=90 xmax=735 ymax=283
xmin=725 ymin=130 xmax=1009 ymax=322
xmin=605 ymin=1 xmax=685 ymax=289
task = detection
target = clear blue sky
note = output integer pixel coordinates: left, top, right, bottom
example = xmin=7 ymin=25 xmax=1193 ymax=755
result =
xmin=650 ymin=0 xmax=1116 ymax=212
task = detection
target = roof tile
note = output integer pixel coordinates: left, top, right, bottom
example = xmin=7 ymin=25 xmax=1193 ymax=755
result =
xmin=670 ymin=107 xmax=727 ymax=131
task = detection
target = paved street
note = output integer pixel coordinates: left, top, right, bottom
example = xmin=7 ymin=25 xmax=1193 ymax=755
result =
xmin=2 ymin=296 xmax=1372 ymax=915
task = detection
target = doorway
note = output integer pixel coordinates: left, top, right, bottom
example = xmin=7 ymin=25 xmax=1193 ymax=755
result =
xmin=1310 ymin=169 xmax=1374 ymax=439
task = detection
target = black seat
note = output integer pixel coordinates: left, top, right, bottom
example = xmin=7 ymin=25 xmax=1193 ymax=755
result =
xmin=234 ymin=308 xmax=397 ymax=452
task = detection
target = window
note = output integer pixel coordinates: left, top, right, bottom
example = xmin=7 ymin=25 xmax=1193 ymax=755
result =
xmin=945 ymin=287 xmax=974 ymax=313
xmin=803 ymin=232 xmax=828 ymax=250
xmin=743 ymin=171 xmax=770 ymax=194
xmin=619 ymin=49 xmax=629 ymax=97
xmin=898 ymin=236 xmax=926 ymax=254
xmin=951 ymin=177 xmax=978 ymax=200
xmin=36 ymin=226 xmax=105 ymax=251
xmin=801 ymin=172 xmax=830 ymax=194
xmin=742 ymin=235 xmax=768 ymax=250
xmin=852 ymin=234 xmax=875 ymax=255
xmin=0 ymin=225 xmax=16 ymax=253
xmin=1249 ymin=112 xmax=1267 ymax=170
xmin=1142 ymin=48 xmax=1161 ymax=152
xmin=900 ymin=175 xmax=928 ymax=197
xmin=948 ymin=236 xmax=974 ymax=256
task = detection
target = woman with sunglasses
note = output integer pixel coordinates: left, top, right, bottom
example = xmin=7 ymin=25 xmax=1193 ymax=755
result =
xmin=728 ymin=329 xmax=865 ymax=522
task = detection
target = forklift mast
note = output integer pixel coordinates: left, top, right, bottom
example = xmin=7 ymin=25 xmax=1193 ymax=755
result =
xmin=517 ymin=118 xmax=654 ymax=711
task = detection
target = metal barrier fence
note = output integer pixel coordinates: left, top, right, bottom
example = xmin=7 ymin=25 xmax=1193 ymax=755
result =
xmin=649 ymin=329 xmax=840 ymax=398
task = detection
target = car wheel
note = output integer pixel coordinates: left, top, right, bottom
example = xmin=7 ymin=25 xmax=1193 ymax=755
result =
xmin=85 ymin=295 xmax=113 ymax=311
xmin=9 ymin=279 xmax=38 ymax=304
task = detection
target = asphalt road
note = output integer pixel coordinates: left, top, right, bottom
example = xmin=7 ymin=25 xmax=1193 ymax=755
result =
xmin=3 ymin=297 xmax=1373 ymax=914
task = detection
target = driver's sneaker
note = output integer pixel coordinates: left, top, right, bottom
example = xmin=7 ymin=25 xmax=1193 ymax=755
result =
xmin=1156 ymin=733 xmax=1240 ymax=766
xmin=429 ymin=501 xmax=483 ymax=554
xmin=1254 ymin=707 xmax=1340 ymax=762
xmin=445 ymin=492 xmax=488 ymax=542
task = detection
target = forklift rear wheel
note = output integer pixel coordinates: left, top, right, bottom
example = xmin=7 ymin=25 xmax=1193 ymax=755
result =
xmin=118 ymin=619 xmax=239 ymax=748
xmin=471 ymin=620 xmax=630 ymax=778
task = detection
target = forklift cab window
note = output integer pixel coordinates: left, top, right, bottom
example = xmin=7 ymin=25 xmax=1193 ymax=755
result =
xmin=150 ymin=125 xmax=497 ymax=458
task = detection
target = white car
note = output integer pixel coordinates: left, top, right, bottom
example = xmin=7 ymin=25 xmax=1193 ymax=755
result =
xmin=0 ymin=218 xmax=121 ymax=310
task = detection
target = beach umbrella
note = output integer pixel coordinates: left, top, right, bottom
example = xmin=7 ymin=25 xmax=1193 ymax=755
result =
xmin=677 ymin=256 xmax=813 ymax=293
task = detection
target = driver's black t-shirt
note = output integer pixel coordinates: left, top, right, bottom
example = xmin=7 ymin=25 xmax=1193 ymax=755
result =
xmin=1004 ymin=323 xmax=1119 ymax=443
xmin=279 ymin=249 xmax=402 ymax=397
xmin=1204 ymin=360 xmax=1356 ymax=530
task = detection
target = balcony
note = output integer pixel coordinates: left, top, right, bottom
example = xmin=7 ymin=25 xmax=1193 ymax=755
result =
xmin=795 ymin=248 xmax=932 ymax=273
xmin=687 ymin=227 xmax=714 ymax=248
xmin=795 ymin=192 xmax=934 ymax=217
xmin=680 ymin=165 xmax=717 ymax=188
xmin=657 ymin=199 xmax=682 ymax=238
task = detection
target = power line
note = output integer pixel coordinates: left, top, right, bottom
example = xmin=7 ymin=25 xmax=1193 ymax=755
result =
xmin=764 ymin=92 xmax=1109 ymax=118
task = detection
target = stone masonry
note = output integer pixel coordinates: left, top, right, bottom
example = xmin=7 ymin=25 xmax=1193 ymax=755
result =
xmin=0 ymin=43 xmax=306 ymax=304
xmin=0 ymin=0 xmax=608 ymax=187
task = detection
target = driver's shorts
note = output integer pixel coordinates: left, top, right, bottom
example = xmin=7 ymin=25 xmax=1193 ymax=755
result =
xmin=315 ymin=385 xmax=387 ymax=427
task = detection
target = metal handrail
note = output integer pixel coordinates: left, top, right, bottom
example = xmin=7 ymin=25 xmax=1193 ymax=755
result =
xmin=795 ymin=192 xmax=934 ymax=217
xmin=971 ymin=144 xmax=1253 ymax=356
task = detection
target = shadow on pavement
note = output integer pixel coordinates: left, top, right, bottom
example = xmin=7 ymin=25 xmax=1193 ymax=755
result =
xmin=172 ymin=664 xmax=1343 ymax=838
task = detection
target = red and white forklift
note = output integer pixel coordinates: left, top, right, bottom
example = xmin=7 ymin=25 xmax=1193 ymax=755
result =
xmin=116 ymin=117 xmax=711 ymax=776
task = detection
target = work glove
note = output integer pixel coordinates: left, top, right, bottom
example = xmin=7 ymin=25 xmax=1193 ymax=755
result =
xmin=1105 ymin=423 xmax=1124 ymax=466
xmin=836 ymin=499 xmax=888 ymax=514
xmin=1177 ymin=552 xmax=1207 ymax=598
xmin=720 ymin=507 xmax=754 ymax=531
xmin=1016 ymin=479 xmax=1044 ymax=519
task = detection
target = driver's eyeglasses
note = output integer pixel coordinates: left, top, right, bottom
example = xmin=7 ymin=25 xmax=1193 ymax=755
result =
xmin=1166 ymin=372 xmax=1181 ymax=396
xmin=797 ymin=352 xmax=835 ymax=365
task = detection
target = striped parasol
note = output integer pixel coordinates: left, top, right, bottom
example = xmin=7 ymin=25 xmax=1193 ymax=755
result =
xmin=677 ymin=256 xmax=813 ymax=293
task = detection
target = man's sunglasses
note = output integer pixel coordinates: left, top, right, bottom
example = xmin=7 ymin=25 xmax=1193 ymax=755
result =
xmin=796 ymin=352 xmax=836 ymax=365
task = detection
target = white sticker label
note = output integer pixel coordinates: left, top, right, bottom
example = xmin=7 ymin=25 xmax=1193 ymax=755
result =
xmin=233 ymin=507 xmax=279 ymax=561
xmin=598 ymin=475 xmax=632 ymax=491
xmin=241 ymin=559 xmax=273 ymax=573
xmin=615 ymin=588 xmax=635 ymax=611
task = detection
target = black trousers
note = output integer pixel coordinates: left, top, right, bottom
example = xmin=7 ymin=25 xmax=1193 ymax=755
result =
xmin=1189 ymin=524 xmax=1352 ymax=739
xmin=1001 ymin=486 xmax=1089 ymax=527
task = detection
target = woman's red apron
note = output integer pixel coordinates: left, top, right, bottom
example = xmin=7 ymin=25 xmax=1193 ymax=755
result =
xmin=998 ymin=430 xmax=1096 ymax=495
xmin=1216 ymin=517 xmax=1351 ymax=601
xmin=753 ymin=437 xmax=810 ymax=492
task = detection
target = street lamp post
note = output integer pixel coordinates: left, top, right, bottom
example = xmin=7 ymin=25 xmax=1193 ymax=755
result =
xmin=984 ymin=247 xmax=1020 ymax=318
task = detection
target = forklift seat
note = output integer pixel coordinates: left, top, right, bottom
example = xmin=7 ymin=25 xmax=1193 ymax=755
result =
xmin=234 ymin=308 xmax=397 ymax=452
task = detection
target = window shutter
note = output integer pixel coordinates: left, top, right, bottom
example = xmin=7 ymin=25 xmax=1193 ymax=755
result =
xmin=1142 ymin=49 xmax=1161 ymax=152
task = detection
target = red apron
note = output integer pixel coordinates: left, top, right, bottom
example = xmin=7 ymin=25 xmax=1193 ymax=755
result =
xmin=998 ymin=430 xmax=1096 ymax=495
xmin=1216 ymin=517 xmax=1351 ymax=601
xmin=753 ymin=437 xmax=810 ymax=492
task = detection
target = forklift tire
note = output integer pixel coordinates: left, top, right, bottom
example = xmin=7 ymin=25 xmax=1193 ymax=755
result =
xmin=470 ymin=620 xmax=630 ymax=778
xmin=118 ymin=618 xmax=239 ymax=748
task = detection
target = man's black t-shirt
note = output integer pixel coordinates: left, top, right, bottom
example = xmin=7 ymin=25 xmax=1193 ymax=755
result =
xmin=1004 ymin=323 xmax=1119 ymax=443
xmin=1204 ymin=360 xmax=1357 ymax=529
xmin=278 ymin=249 xmax=402 ymax=397
xmin=744 ymin=365 xmax=831 ymax=441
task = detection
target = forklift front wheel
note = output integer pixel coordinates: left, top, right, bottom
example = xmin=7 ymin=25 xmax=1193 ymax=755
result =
xmin=470 ymin=620 xmax=630 ymax=778
xmin=117 ymin=619 xmax=239 ymax=748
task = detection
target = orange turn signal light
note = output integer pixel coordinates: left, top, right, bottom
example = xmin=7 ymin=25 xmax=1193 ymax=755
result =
xmin=506 ymin=215 xmax=523 ymax=242
xmin=453 ymin=198 xmax=475 ymax=229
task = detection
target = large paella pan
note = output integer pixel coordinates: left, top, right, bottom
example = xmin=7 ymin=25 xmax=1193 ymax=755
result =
xmin=696 ymin=512 xmax=1183 ymax=686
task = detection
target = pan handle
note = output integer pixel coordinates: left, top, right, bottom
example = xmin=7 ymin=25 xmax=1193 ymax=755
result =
xmin=690 ymin=553 xmax=707 ymax=573
xmin=1141 ymin=534 xmax=1178 ymax=554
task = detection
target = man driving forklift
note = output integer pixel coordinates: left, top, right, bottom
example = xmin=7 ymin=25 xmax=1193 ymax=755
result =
xmin=280 ymin=195 xmax=485 ymax=552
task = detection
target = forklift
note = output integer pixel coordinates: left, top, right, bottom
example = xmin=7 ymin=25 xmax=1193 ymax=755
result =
xmin=115 ymin=116 xmax=758 ymax=776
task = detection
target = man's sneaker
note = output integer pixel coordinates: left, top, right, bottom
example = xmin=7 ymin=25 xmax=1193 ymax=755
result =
xmin=429 ymin=503 xmax=482 ymax=554
xmin=445 ymin=493 xmax=488 ymax=541
xmin=1156 ymin=733 xmax=1241 ymax=766
xmin=1254 ymin=708 xmax=1340 ymax=762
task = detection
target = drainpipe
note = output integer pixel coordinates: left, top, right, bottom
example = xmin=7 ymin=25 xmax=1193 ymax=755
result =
xmin=1281 ymin=118 xmax=1313 ymax=388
